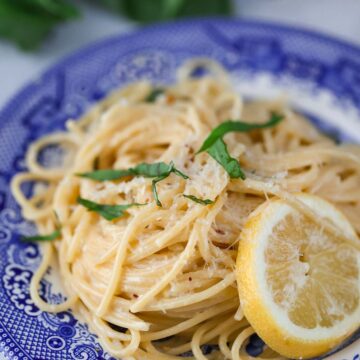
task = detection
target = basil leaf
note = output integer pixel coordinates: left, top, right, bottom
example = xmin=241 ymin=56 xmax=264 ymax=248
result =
xmin=183 ymin=194 xmax=214 ymax=205
xmin=77 ymin=162 xmax=188 ymax=207
xmin=172 ymin=167 xmax=189 ymax=180
xmin=134 ymin=161 xmax=188 ymax=180
xmin=145 ymin=88 xmax=165 ymax=102
xmin=152 ymin=175 xmax=168 ymax=207
xmin=77 ymin=161 xmax=188 ymax=181
xmin=144 ymin=162 xmax=188 ymax=207
xmin=77 ymin=169 xmax=135 ymax=181
xmin=22 ymin=228 xmax=61 ymax=242
xmin=198 ymin=113 xmax=284 ymax=153
xmin=77 ymin=197 xmax=144 ymax=221
xmin=134 ymin=162 xmax=173 ymax=178
xmin=143 ymin=162 xmax=188 ymax=207
xmin=207 ymin=138 xmax=245 ymax=179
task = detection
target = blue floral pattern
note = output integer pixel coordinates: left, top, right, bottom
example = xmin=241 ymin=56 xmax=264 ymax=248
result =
xmin=0 ymin=19 xmax=359 ymax=359
xmin=3 ymin=265 xmax=43 ymax=317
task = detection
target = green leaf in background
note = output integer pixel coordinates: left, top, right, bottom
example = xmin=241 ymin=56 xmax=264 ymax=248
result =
xmin=0 ymin=0 xmax=79 ymax=50
xmin=0 ymin=0 xmax=232 ymax=50
xmin=178 ymin=0 xmax=232 ymax=19
xmin=97 ymin=0 xmax=127 ymax=14
xmin=99 ymin=0 xmax=232 ymax=23
xmin=13 ymin=0 xmax=79 ymax=19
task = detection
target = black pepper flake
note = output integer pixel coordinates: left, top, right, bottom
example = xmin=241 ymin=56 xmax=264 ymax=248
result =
xmin=188 ymin=277 xmax=192 ymax=281
xmin=215 ymin=228 xmax=225 ymax=235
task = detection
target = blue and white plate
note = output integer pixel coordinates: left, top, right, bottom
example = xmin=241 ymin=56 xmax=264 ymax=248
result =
xmin=0 ymin=19 xmax=359 ymax=360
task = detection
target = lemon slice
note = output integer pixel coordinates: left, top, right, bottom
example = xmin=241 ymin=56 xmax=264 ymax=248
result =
xmin=236 ymin=193 xmax=360 ymax=359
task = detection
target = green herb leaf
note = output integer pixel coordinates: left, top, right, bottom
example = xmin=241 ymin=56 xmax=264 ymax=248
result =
xmin=77 ymin=162 xmax=188 ymax=207
xmin=138 ymin=162 xmax=173 ymax=178
xmin=137 ymin=162 xmax=189 ymax=207
xmin=207 ymin=138 xmax=246 ymax=179
xmin=183 ymin=194 xmax=214 ymax=205
xmin=77 ymin=161 xmax=188 ymax=181
xmin=77 ymin=197 xmax=145 ymax=221
xmin=2 ymin=0 xmax=232 ymax=51
xmin=77 ymin=168 xmax=135 ymax=181
xmin=197 ymin=113 xmax=284 ymax=179
xmin=177 ymin=0 xmax=232 ymax=19
xmin=0 ymin=2 xmax=58 ymax=50
xmin=21 ymin=228 xmax=61 ymax=242
xmin=152 ymin=175 xmax=167 ymax=207
xmin=198 ymin=113 xmax=284 ymax=153
xmin=162 ymin=0 xmax=184 ymax=18
xmin=0 ymin=0 xmax=79 ymax=50
xmin=22 ymin=0 xmax=79 ymax=19
xmin=100 ymin=0 xmax=232 ymax=24
xmin=172 ymin=167 xmax=189 ymax=180
xmin=145 ymin=88 xmax=165 ymax=102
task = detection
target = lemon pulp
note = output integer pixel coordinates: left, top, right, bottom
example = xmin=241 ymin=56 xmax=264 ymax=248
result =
xmin=237 ymin=194 xmax=360 ymax=358
xmin=266 ymin=212 xmax=358 ymax=329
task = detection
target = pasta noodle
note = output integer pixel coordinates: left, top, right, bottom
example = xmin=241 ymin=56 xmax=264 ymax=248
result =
xmin=11 ymin=59 xmax=360 ymax=359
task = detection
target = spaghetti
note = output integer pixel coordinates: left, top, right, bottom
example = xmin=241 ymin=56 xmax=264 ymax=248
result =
xmin=11 ymin=60 xmax=360 ymax=359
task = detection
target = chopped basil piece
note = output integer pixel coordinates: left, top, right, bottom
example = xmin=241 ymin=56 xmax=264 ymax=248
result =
xmin=183 ymin=194 xmax=214 ymax=205
xmin=77 ymin=197 xmax=145 ymax=221
xmin=77 ymin=161 xmax=187 ymax=181
xmin=198 ymin=113 xmax=283 ymax=178
xmin=77 ymin=168 xmax=135 ymax=181
xmin=207 ymin=138 xmax=245 ymax=179
xmin=77 ymin=161 xmax=188 ymax=207
xmin=21 ymin=228 xmax=61 ymax=242
xmin=152 ymin=175 xmax=167 ymax=207
xmin=145 ymin=88 xmax=164 ymax=102
xmin=198 ymin=113 xmax=284 ymax=153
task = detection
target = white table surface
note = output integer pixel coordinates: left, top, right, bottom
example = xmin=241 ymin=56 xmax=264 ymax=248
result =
xmin=1 ymin=0 xmax=360 ymax=110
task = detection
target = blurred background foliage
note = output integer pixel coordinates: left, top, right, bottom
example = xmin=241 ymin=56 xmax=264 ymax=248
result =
xmin=0 ymin=0 xmax=232 ymax=51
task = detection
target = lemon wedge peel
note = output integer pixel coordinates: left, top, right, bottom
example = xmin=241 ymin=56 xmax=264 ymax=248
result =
xmin=237 ymin=193 xmax=360 ymax=359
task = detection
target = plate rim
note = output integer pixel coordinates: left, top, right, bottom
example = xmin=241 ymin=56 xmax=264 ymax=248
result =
xmin=2 ymin=17 xmax=360 ymax=128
